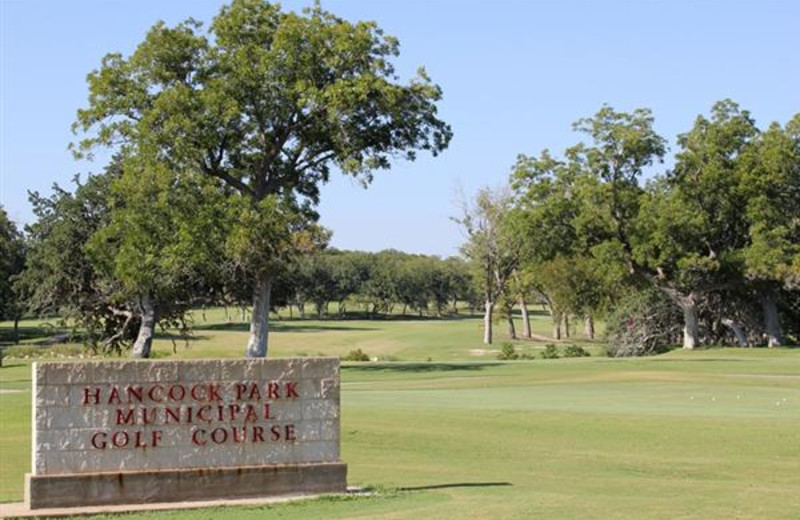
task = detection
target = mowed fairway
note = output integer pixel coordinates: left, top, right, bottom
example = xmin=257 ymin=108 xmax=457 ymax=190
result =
xmin=1 ymin=314 xmax=799 ymax=519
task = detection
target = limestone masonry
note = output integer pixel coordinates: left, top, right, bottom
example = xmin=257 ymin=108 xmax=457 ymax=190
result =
xmin=26 ymin=358 xmax=347 ymax=508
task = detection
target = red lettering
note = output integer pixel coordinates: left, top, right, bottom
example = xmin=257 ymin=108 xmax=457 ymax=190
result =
xmin=165 ymin=407 xmax=181 ymax=424
xmin=228 ymin=404 xmax=241 ymax=421
xmin=263 ymin=403 xmax=273 ymax=419
xmin=108 ymin=387 xmax=122 ymax=405
xmin=168 ymin=385 xmax=186 ymax=402
xmin=285 ymin=382 xmax=299 ymax=399
xmin=91 ymin=432 xmax=107 ymax=449
xmin=148 ymin=385 xmax=165 ymax=403
xmin=112 ymin=431 xmax=129 ymax=448
xmin=192 ymin=429 xmax=207 ymax=446
xmin=151 ymin=430 xmax=163 ymax=448
xmin=142 ymin=408 xmax=157 ymax=425
xmin=208 ymin=384 xmax=222 ymax=401
xmin=285 ymin=424 xmax=296 ymax=442
xmin=134 ymin=431 xmax=146 ymax=448
xmin=235 ymin=383 xmax=247 ymax=400
xmin=197 ymin=405 xmax=212 ymax=423
xmin=211 ymin=428 xmax=228 ymax=444
xmin=252 ymin=426 xmax=265 ymax=442
xmin=247 ymin=384 xmax=261 ymax=400
xmin=232 ymin=427 xmax=245 ymax=443
xmin=126 ymin=386 xmax=144 ymax=403
xmin=83 ymin=387 xmax=101 ymax=405
xmin=268 ymin=383 xmax=280 ymax=399
xmin=190 ymin=384 xmax=206 ymax=401
xmin=244 ymin=404 xmax=258 ymax=423
xmin=270 ymin=425 xmax=281 ymax=441
xmin=116 ymin=408 xmax=135 ymax=426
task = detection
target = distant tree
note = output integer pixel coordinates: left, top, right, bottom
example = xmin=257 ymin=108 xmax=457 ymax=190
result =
xmin=73 ymin=0 xmax=451 ymax=357
xmin=456 ymin=188 xmax=523 ymax=344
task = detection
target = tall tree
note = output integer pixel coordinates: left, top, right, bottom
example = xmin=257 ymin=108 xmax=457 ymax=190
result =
xmin=73 ymin=0 xmax=452 ymax=357
xmin=456 ymin=188 xmax=522 ymax=344
xmin=741 ymin=114 xmax=800 ymax=345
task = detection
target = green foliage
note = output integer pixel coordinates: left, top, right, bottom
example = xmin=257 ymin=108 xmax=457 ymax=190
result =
xmin=497 ymin=342 xmax=518 ymax=360
xmin=563 ymin=345 xmax=590 ymax=357
xmin=14 ymin=169 xmax=133 ymax=353
xmin=72 ymin=0 xmax=452 ymax=355
xmin=0 ymin=207 xmax=25 ymax=325
xmin=605 ymin=289 xmax=680 ymax=357
xmin=540 ymin=344 xmax=560 ymax=359
xmin=342 ymin=348 xmax=371 ymax=362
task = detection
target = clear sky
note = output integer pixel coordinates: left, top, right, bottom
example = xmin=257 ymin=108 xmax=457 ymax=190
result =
xmin=1 ymin=0 xmax=798 ymax=257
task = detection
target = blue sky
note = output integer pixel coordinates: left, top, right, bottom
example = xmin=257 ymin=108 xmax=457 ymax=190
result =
xmin=1 ymin=0 xmax=798 ymax=257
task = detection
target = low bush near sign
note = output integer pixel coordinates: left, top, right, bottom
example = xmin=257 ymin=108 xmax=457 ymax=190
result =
xmin=540 ymin=344 xmax=560 ymax=359
xmin=342 ymin=348 xmax=371 ymax=362
xmin=497 ymin=342 xmax=518 ymax=360
xmin=563 ymin=345 xmax=591 ymax=357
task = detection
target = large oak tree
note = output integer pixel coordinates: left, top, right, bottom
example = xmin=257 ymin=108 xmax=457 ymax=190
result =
xmin=73 ymin=0 xmax=451 ymax=357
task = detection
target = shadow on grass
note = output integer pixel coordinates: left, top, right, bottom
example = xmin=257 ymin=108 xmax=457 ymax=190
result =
xmin=193 ymin=322 xmax=378 ymax=333
xmin=0 ymin=326 xmax=68 ymax=346
xmin=399 ymin=482 xmax=512 ymax=492
xmin=153 ymin=332 xmax=210 ymax=342
xmin=343 ymin=362 xmax=502 ymax=373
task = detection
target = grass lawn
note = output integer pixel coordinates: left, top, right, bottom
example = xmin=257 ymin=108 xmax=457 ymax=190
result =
xmin=1 ymin=313 xmax=799 ymax=519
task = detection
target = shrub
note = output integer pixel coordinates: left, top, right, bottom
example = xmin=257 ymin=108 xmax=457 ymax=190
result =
xmin=497 ymin=342 xmax=518 ymax=360
xmin=605 ymin=289 xmax=681 ymax=357
xmin=341 ymin=348 xmax=370 ymax=362
xmin=540 ymin=344 xmax=560 ymax=359
xmin=563 ymin=345 xmax=590 ymax=358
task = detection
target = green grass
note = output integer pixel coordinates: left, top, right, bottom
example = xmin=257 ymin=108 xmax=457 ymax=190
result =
xmin=1 ymin=312 xmax=799 ymax=518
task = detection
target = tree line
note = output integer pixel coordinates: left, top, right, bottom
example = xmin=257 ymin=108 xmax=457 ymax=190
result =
xmin=459 ymin=101 xmax=799 ymax=353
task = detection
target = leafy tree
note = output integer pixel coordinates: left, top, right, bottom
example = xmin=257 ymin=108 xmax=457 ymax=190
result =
xmin=15 ymin=171 xmax=128 ymax=352
xmin=88 ymin=156 xmax=229 ymax=357
xmin=740 ymin=115 xmax=800 ymax=345
xmin=456 ymin=188 xmax=523 ymax=344
xmin=0 ymin=207 xmax=26 ymax=344
xmin=73 ymin=0 xmax=452 ymax=357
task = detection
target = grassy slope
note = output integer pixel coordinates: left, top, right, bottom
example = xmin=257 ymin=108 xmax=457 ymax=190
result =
xmin=1 ymin=314 xmax=799 ymax=519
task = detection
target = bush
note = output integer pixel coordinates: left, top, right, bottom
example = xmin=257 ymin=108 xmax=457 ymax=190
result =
xmin=563 ymin=345 xmax=590 ymax=358
xmin=341 ymin=348 xmax=370 ymax=362
xmin=605 ymin=289 xmax=681 ymax=357
xmin=497 ymin=342 xmax=518 ymax=360
xmin=540 ymin=344 xmax=560 ymax=359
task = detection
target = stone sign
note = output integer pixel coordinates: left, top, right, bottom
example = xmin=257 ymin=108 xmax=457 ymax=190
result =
xmin=26 ymin=358 xmax=347 ymax=509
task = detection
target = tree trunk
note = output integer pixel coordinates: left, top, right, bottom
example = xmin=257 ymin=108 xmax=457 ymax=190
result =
xmin=13 ymin=316 xmax=20 ymax=344
xmin=483 ymin=300 xmax=494 ymax=344
xmin=298 ymin=301 xmax=305 ymax=319
xmin=132 ymin=294 xmax=157 ymax=359
xmin=680 ymin=294 xmax=700 ymax=350
xmin=761 ymin=290 xmax=783 ymax=347
xmin=245 ymin=274 xmax=272 ymax=358
xmin=584 ymin=315 xmax=595 ymax=340
xmin=550 ymin=310 xmax=562 ymax=340
xmin=564 ymin=315 xmax=571 ymax=338
xmin=507 ymin=312 xmax=517 ymax=339
xmin=721 ymin=318 xmax=748 ymax=347
xmin=520 ymin=298 xmax=531 ymax=339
